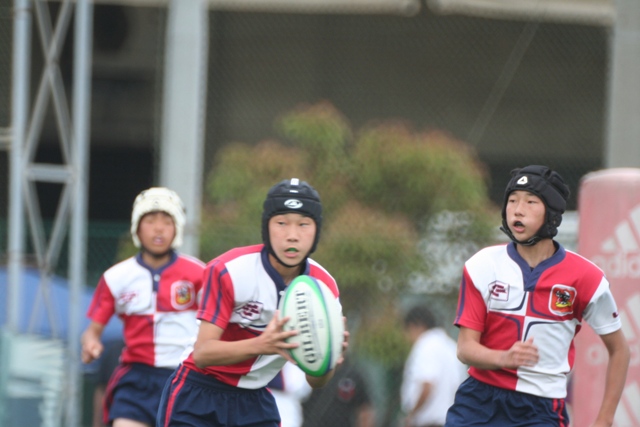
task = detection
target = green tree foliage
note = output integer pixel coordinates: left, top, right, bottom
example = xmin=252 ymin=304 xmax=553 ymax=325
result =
xmin=200 ymin=101 xmax=497 ymax=367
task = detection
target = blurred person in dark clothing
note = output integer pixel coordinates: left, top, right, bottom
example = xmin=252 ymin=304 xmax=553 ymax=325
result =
xmin=302 ymin=356 xmax=375 ymax=427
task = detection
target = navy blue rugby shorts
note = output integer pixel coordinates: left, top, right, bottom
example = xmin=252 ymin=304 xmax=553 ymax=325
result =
xmin=104 ymin=362 xmax=175 ymax=426
xmin=445 ymin=376 xmax=569 ymax=427
xmin=157 ymin=364 xmax=281 ymax=427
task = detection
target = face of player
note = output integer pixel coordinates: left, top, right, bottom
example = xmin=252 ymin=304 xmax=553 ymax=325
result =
xmin=268 ymin=212 xmax=317 ymax=270
xmin=137 ymin=211 xmax=176 ymax=263
xmin=505 ymin=190 xmax=546 ymax=242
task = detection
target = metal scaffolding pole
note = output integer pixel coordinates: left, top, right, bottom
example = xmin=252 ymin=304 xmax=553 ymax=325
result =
xmin=8 ymin=0 xmax=31 ymax=335
xmin=68 ymin=2 xmax=93 ymax=425
xmin=7 ymin=0 xmax=93 ymax=426
xmin=160 ymin=0 xmax=208 ymax=257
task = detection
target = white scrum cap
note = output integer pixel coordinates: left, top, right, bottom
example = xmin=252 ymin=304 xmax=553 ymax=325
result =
xmin=130 ymin=187 xmax=186 ymax=249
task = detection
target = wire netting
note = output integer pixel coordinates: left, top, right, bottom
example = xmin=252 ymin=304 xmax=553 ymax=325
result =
xmin=203 ymin=9 xmax=609 ymax=210
xmin=0 ymin=3 xmax=613 ymax=426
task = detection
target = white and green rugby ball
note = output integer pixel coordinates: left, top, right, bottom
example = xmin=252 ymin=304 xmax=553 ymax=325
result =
xmin=278 ymin=275 xmax=344 ymax=377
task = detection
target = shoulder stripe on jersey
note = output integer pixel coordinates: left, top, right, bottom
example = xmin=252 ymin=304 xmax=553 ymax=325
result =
xmin=198 ymin=260 xmax=229 ymax=325
xmin=210 ymin=267 xmax=229 ymax=325
xmin=199 ymin=261 xmax=218 ymax=319
xmin=454 ymin=273 xmax=468 ymax=325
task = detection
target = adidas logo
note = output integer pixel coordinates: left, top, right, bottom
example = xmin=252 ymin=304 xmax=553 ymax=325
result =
xmin=575 ymin=206 xmax=640 ymax=426
xmin=600 ymin=205 xmax=640 ymax=253
xmin=591 ymin=205 xmax=640 ymax=279
xmin=613 ymin=293 xmax=640 ymax=425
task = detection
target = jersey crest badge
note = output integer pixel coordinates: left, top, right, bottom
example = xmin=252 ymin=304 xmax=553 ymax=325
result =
xmin=237 ymin=301 xmax=264 ymax=321
xmin=490 ymin=281 xmax=510 ymax=301
xmin=550 ymin=284 xmax=577 ymax=315
xmin=118 ymin=291 xmax=139 ymax=306
xmin=171 ymin=280 xmax=195 ymax=309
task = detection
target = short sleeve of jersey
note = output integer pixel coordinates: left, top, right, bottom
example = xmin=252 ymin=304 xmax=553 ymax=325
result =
xmin=197 ymin=260 xmax=236 ymax=330
xmin=583 ymin=276 xmax=622 ymax=335
xmin=454 ymin=267 xmax=487 ymax=332
xmin=86 ymin=275 xmax=116 ymax=325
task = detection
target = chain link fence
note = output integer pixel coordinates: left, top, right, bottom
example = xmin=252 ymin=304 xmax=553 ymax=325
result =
xmin=0 ymin=3 xmax=610 ymax=426
xmin=199 ymin=11 xmax=605 ymax=425
xmin=203 ymin=9 xmax=608 ymax=209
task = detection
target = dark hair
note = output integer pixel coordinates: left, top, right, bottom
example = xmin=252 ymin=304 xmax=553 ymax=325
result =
xmin=404 ymin=305 xmax=438 ymax=329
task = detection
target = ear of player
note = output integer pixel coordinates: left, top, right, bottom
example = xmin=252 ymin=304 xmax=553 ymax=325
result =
xmin=278 ymin=275 xmax=344 ymax=377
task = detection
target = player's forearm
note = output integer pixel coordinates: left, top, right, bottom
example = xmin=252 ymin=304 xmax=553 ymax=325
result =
xmin=594 ymin=343 xmax=630 ymax=425
xmin=193 ymin=337 xmax=261 ymax=368
xmin=305 ymin=369 xmax=334 ymax=388
xmin=457 ymin=339 xmax=505 ymax=370
xmin=82 ymin=321 xmax=105 ymax=339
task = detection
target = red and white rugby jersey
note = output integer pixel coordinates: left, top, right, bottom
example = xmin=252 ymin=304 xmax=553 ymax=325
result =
xmin=87 ymin=252 xmax=205 ymax=368
xmin=455 ymin=242 xmax=621 ymax=399
xmin=181 ymin=244 xmax=340 ymax=389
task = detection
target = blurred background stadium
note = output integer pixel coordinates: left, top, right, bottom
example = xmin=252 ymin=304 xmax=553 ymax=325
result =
xmin=0 ymin=0 xmax=638 ymax=426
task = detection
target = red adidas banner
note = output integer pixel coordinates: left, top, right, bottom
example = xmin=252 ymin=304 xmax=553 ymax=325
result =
xmin=573 ymin=168 xmax=640 ymax=426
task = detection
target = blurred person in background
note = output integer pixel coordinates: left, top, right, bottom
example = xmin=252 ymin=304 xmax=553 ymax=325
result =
xmin=81 ymin=187 xmax=205 ymax=427
xmin=400 ymin=305 xmax=466 ymax=427
xmin=445 ymin=165 xmax=629 ymax=427
xmin=302 ymin=354 xmax=375 ymax=427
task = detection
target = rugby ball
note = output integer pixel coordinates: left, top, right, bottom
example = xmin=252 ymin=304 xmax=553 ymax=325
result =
xmin=278 ymin=275 xmax=344 ymax=377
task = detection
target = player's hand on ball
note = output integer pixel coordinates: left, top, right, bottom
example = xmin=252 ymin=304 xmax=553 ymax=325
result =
xmin=337 ymin=316 xmax=350 ymax=366
xmin=259 ymin=310 xmax=299 ymax=362
xmin=278 ymin=276 xmax=344 ymax=376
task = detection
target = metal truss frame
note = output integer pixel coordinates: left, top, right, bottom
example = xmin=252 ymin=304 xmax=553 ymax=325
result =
xmin=7 ymin=0 xmax=93 ymax=426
